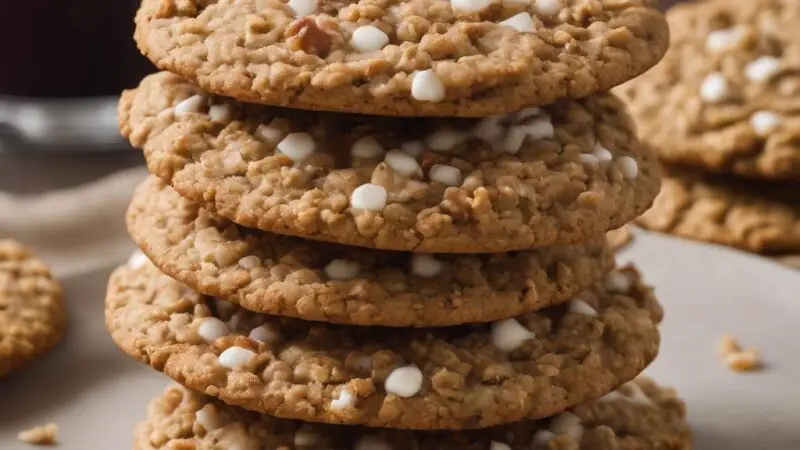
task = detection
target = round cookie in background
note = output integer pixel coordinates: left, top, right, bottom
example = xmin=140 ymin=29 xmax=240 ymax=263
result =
xmin=0 ymin=240 xmax=65 ymax=378
xmin=119 ymin=72 xmax=661 ymax=253
xmin=618 ymin=0 xmax=800 ymax=181
xmin=636 ymin=169 xmax=800 ymax=254
xmin=133 ymin=0 xmax=669 ymax=117
xmin=128 ymin=176 xmax=615 ymax=327
xmin=134 ymin=378 xmax=691 ymax=450
xmin=105 ymin=261 xmax=661 ymax=430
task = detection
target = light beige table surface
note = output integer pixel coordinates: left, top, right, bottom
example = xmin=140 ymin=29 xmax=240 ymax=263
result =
xmin=0 ymin=169 xmax=799 ymax=449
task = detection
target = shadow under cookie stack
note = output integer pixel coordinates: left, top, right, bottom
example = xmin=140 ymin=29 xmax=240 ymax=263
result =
xmin=107 ymin=0 xmax=691 ymax=448
xmin=620 ymin=0 xmax=800 ymax=269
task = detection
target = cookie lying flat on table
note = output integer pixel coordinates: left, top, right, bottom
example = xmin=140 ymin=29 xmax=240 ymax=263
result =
xmin=637 ymin=169 xmax=800 ymax=253
xmin=134 ymin=378 xmax=690 ymax=450
xmin=128 ymin=176 xmax=614 ymax=327
xmin=119 ymin=72 xmax=661 ymax=253
xmin=105 ymin=261 xmax=661 ymax=430
xmin=133 ymin=0 xmax=668 ymax=117
xmin=0 ymin=240 xmax=65 ymax=378
xmin=618 ymin=0 xmax=800 ymax=181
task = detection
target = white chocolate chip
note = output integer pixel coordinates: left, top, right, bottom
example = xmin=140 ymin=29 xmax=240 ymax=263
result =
xmin=238 ymin=255 xmax=261 ymax=269
xmin=531 ymin=430 xmax=556 ymax=448
xmin=324 ymin=259 xmax=361 ymax=280
xmin=351 ymin=26 xmax=390 ymax=53
xmin=400 ymin=140 xmax=424 ymax=157
xmin=535 ymin=0 xmax=562 ymax=17
xmin=288 ymin=0 xmax=317 ymax=17
xmin=578 ymin=153 xmax=600 ymax=165
xmin=410 ymin=254 xmax=444 ymax=278
xmin=293 ymin=425 xmax=322 ymax=446
xmin=699 ymin=72 xmax=729 ymax=103
xmin=174 ymin=95 xmax=206 ymax=116
xmin=351 ymin=136 xmax=385 ymax=158
xmin=218 ymin=346 xmax=257 ymax=369
xmin=425 ymin=129 xmax=470 ymax=151
xmin=503 ymin=127 xmax=528 ymax=153
xmin=472 ymin=115 xmax=505 ymax=141
xmin=615 ymin=156 xmax=639 ymax=179
xmin=385 ymin=150 xmax=422 ymax=177
xmin=592 ymin=142 xmax=613 ymax=161
xmin=198 ymin=317 xmax=231 ymax=342
xmin=750 ymin=110 xmax=783 ymax=136
xmin=489 ymin=442 xmax=512 ymax=450
xmin=255 ymin=123 xmax=285 ymax=144
xmin=705 ymin=26 xmax=746 ymax=52
xmin=195 ymin=405 xmax=225 ymax=432
xmin=520 ymin=117 xmax=555 ymax=140
xmin=745 ymin=56 xmax=780 ymax=83
xmin=625 ymin=381 xmax=652 ymax=405
xmin=208 ymin=104 xmax=233 ymax=123
xmin=354 ymin=435 xmax=392 ymax=450
xmin=350 ymin=184 xmax=388 ymax=211
xmin=330 ymin=387 xmax=356 ymax=410
xmin=605 ymin=271 xmax=632 ymax=293
xmin=499 ymin=12 xmax=535 ymax=32
xmin=568 ymin=298 xmax=597 ymax=316
xmin=429 ymin=164 xmax=463 ymax=186
xmin=277 ymin=132 xmax=315 ymax=163
xmin=451 ymin=0 xmax=493 ymax=14
xmin=384 ymin=365 xmax=424 ymax=397
xmin=411 ymin=70 xmax=445 ymax=103
xmin=550 ymin=412 xmax=584 ymax=442
xmin=248 ymin=325 xmax=281 ymax=345
xmin=598 ymin=390 xmax=626 ymax=402
xmin=491 ymin=318 xmax=535 ymax=352
xmin=128 ymin=250 xmax=150 ymax=269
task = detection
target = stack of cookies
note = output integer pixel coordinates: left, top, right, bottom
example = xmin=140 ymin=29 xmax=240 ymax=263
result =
xmin=106 ymin=0 xmax=692 ymax=447
xmin=620 ymin=0 xmax=800 ymax=264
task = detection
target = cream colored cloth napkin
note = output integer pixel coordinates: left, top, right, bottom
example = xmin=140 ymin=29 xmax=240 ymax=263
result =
xmin=0 ymin=166 xmax=147 ymax=278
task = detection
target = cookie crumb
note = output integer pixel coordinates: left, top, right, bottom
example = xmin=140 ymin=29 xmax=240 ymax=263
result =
xmin=18 ymin=423 xmax=58 ymax=446
xmin=718 ymin=334 xmax=761 ymax=372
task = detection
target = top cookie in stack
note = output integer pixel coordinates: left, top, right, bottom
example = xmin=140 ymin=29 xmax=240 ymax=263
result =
xmin=109 ymin=0 xmax=681 ymax=446
xmin=619 ymin=0 xmax=800 ymax=255
xmin=134 ymin=0 xmax=668 ymax=116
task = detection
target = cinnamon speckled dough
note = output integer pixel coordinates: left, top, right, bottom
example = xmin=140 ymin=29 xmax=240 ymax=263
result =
xmin=618 ymin=0 xmax=800 ymax=180
xmin=133 ymin=0 xmax=669 ymax=117
xmin=105 ymin=262 xmax=661 ymax=430
xmin=134 ymin=378 xmax=691 ymax=450
xmin=637 ymin=169 xmax=800 ymax=253
xmin=0 ymin=240 xmax=65 ymax=378
xmin=128 ymin=177 xmax=614 ymax=327
xmin=119 ymin=73 xmax=661 ymax=253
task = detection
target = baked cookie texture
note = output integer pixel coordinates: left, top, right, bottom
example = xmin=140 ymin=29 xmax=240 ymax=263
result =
xmin=134 ymin=378 xmax=691 ymax=449
xmin=134 ymin=0 xmax=669 ymax=117
xmin=0 ymin=240 xmax=65 ymax=378
xmin=106 ymin=261 xmax=661 ymax=430
xmin=618 ymin=0 xmax=800 ymax=181
xmin=637 ymin=169 xmax=800 ymax=253
xmin=119 ymin=72 xmax=661 ymax=253
xmin=128 ymin=176 xmax=615 ymax=327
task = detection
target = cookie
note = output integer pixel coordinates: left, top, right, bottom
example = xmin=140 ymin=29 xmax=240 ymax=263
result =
xmin=128 ymin=176 xmax=614 ymax=327
xmin=636 ymin=169 xmax=800 ymax=253
xmin=134 ymin=378 xmax=691 ymax=450
xmin=119 ymin=72 xmax=661 ymax=253
xmin=606 ymin=226 xmax=632 ymax=252
xmin=618 ymin=0 xmax=800 ymax=181
xmin=133 ymin=0 xmax=668 ymax=117
xmin=775 ymin=255 xmax=800 ymax=269
xmin=105 ymin=260 xmax=661 ymax=430
xmin=0 ymin=240 xmax=65 ymax=378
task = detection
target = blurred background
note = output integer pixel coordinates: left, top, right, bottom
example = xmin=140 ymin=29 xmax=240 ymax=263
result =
xmin=0 ymin=0 xmax=684 ymax=194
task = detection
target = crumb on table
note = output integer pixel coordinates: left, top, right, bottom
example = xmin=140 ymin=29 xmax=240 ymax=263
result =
xmin=718 ymin=334 xmax=761 ymax=372
xmin=17 ymin=423 xmax=58 ymax=446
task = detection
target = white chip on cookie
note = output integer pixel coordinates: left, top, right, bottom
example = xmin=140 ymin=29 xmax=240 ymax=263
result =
xmin=128 ymin=250 xmax=150 ymax=269
xmin=351 ymin=136 xmax=385 ymax=158
xmin=277 ymin=132 xmax=316 ymax=163
xmin=287 ymin=0 xmax=317 ymax=17
xmin=745 ymin=56 xmax=780 ymax=83
xmin=451 ymin=0 xmax=493 ymax=14
xmin=490 ymin=441 xmax=512 ymax=450
xmin=425 ymin=129 xmax=470 ymax=151
xmin=248 ymin=325 xmax=281 ymax=345
xmin=385 ymin=150 xmax=422 ymax=177
xmin=429 ymin=164 xmax=463 ymax=186
xmin=531 ymin=429 xmax=556 ymax=448
xmin=384 ymin=365 xmax=424 ymax=397
xmin=324 ymin=259 xmax=361 ymax=280
xmin=218 ymin=346 xmax=257 ymax=369
xmin=208 ymin=104 xmax=233 ymax=123
xmin=568 ymin=298 xmax=597 ymax=316
xmin=705 ymin=26 xmax=746 ymax=53
xmin=592 ymin=142 xmax=613 ymax=161
xmin=549 ymin=411 xmax=584 ymax=442
xmin=351 ymin=26 xmax=390 ymax=53
xmin=350 ymin=184 xmax=388 ymax=211
xmin=750 ymin=110 xmax=783 ymax=136
xmin=605 ymin=271 xmax=632 ymax=293
xmin=411 ymin=70 xmax=445 ymax=103
xmin=198 ymin=317 xmax=231 ymax=342
xmin=330 ymin=387 xmax=356 ymax=410
xmin=255 ymin=122 xmax=285 ymax=144
xmin=410 ymin=254 xmax=444 ymax=277
xmin=490 ymin=318 xmax=535 ymax=352
xmin=400 ymin=140 xmax=424 ymax=157
xmin=499 ymin=12 xmax=535 ymax=32
xmin=699 ymin=72 xmax=729 ymax=103
xmin=616 ymin=156 xmax=639 ymax=179
xmin=535 ymin=0 xmax=562 ymax=17
xmin=195 ymin=405 xmax=225 ymax=432
xmin=293 ymin=424 xmax=322 ymax=446
xmin=174 ymin=95 xmax=206 ymax=116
